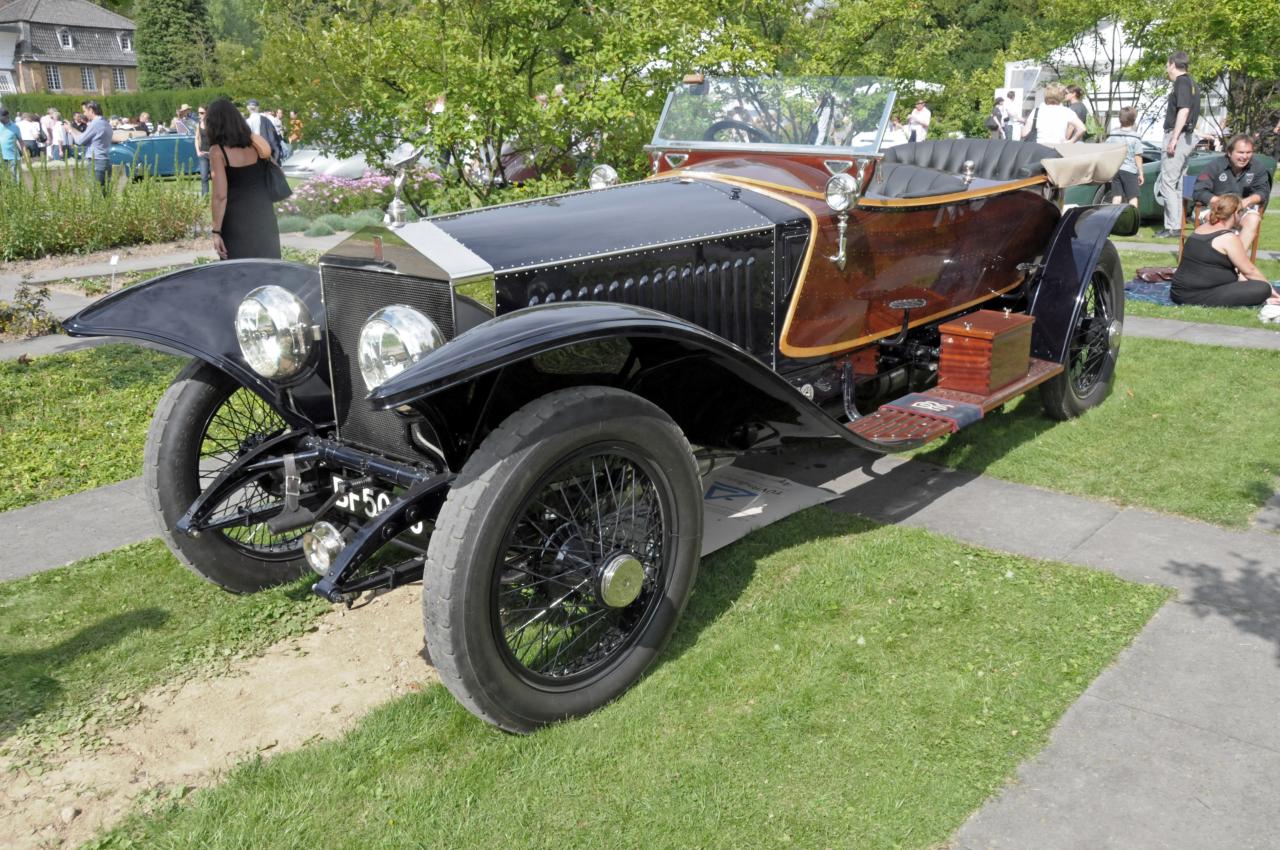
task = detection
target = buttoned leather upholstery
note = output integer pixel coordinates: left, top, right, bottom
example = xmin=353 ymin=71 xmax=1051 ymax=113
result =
xmin=882 ymin=139 xmax=1061 ymax=182
xmin=868 ymin=163 xmax=968 ymax=199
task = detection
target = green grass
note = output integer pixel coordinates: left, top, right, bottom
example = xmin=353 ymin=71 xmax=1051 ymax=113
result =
xmin=914 ymin=337 xmax=1280 ymax=526
xmin=89 ymin=510 xmax=1168 ymax=850
xmin=0 ymin=540 xmax=328 ymax=764
xmin=0 ymin=344 xmax=181 ymax=513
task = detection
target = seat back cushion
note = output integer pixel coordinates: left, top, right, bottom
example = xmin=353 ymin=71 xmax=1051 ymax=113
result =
xmin=869 ymin=162 xmax=968 ymax=199
xmin=882 ymin=139 xmax=1061 ymax=181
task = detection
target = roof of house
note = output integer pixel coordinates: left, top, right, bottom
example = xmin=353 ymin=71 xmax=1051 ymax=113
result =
xmin=0 ymin=0 xmax=134 ymax=29
xmin=27 ymin=22 xmax=136 ymax=65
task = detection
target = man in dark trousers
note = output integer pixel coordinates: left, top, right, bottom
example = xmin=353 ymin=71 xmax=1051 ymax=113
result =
xmin=1154 ymin=51 xmax=1200 ymax=238
xmin=1192 ymin=133 xmax=1272 ymax=250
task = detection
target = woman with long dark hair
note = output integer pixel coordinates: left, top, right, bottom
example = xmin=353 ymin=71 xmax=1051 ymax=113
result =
xmin=205 ymin=97 xmax=281 ymax=260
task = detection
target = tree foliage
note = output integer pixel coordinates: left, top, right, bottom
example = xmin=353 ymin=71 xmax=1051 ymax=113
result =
xmin=136 ymin=0 xmax=217 ymax=89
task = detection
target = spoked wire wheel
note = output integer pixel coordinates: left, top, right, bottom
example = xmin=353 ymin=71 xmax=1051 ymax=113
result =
xmin=495 ymin=446 xmax=668 ymax=686
xmin=146 ymin=359 xmax=309 ymax=593
xmin=1041 ymin=241 xmax=1123 ymax=420
xmin=424 ymin=386 xmax=703 ymax=733
xmin=196 ymin=384 xmax=304 ymax=556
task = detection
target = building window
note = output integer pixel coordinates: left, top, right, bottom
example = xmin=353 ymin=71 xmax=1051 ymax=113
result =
xmin=58 ymin=28 xmax=73 ymax=49
xmin=113 ymin=68 xmax=127 ymax=91
xmin=81 ymin=66 xmax=96 ymax=91
xmin=46 ymin=65 xmax=62 ymax=91
xmin=0 ymin=71 xmax=15 ymax=93
xmin=118 ymin=31 xmax=133 ymax=52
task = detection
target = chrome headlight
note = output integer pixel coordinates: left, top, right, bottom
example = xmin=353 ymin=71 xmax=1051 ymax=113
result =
xmin=357 ymin=305 xmax=445 ymax=390
xmin=825 ymin=172 xmax=858 ymax=212
xmin=235 ymin=286 xmax=313 ymax=379
xmin=588 ymin=164 xmax=619 ymax=189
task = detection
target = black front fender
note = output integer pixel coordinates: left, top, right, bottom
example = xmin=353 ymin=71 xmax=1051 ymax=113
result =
xmin=62 ymin=260 xmax=332 ymax=428
xmin=1029 ymin=203 xmax=1128 ymax=363
xmin=371 ymin=302 xmax=853 ymax=448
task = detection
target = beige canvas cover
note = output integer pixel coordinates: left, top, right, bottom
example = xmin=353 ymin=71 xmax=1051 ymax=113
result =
xmin=1040 ymin=142 xmax=1127 ymax=188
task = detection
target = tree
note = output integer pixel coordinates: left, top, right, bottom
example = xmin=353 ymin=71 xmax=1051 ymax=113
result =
xmin=136 ymin=0 xmax=217 ymax=89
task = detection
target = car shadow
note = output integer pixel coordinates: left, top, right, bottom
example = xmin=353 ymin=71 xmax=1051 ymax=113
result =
xmin=1165 ymin=552 xmax=1280 ymax=665
xmin=0 ymin=607 xmax=169 ymax=743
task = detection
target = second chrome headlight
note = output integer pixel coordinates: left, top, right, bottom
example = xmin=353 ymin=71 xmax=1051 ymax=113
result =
xmin=357 ymin=305 xmax=445 ymax=390
xmin=235 ymin=285 xmax=313 ymax=379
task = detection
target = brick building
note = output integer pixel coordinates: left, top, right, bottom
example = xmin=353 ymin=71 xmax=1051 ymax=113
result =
xmin=0 ymin=0 xmax=137 ymax=96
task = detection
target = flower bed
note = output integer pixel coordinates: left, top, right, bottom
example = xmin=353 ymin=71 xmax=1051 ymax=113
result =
xmin=279 ymin=172 xmax=394 ymax=218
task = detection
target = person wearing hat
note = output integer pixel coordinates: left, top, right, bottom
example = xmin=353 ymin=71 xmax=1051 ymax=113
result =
xmin=0 ymin=107 xmax=22 ymax=182
xmin=171 ymin=104 xmax=197 ymax=135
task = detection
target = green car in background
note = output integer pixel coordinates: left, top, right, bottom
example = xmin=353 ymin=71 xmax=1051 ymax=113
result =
xmin=109 ymin=133 xmax=199 ymax=180
xmin=1064 ymin=141 xmax=1277 ymax=222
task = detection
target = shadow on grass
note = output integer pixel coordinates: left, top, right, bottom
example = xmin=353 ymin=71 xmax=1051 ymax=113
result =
xmin=1166 ymin=552 xmax=1280 ymax=665
xmin=0 ymin=607 xmax=169 ymax=742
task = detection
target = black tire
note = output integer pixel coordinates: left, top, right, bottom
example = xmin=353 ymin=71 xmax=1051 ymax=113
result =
xmin=145 ymin=359 xmax=308 ymax=593
xmin=424 ymin=386 xmax=702 ymax=733
xmin=1040 ymin=240 xmax=1124 ymax=420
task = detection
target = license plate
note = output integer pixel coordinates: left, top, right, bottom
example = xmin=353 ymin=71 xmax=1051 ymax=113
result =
xmin=331 ymin=475 xmax=426 ymax=535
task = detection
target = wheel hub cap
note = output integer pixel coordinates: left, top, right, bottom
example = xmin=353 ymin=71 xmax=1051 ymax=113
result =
xmin=598 ymin=553 xmax=644 ymax=608
xmin=1108 ymin=318 xmax=1123 ymax=351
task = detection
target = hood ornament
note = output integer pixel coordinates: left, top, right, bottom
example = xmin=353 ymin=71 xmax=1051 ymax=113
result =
xmin=384 ymin=144 xmax=425 ymax=229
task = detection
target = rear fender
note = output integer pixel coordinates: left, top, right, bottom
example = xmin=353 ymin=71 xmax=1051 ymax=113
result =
xmin=371 ymin=302 xmax=854 ymax=453
xmin=1029 ymin=203 xmax=1127 ymax=363
xmin=62 ymin=260 xmax=331 ymax=428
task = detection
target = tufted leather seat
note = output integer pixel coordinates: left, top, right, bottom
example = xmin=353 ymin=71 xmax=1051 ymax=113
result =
xmin=868 ymin=162 xmax=969 ymax=199
xmin=881 ymin=139 xmax=1062 ymax=182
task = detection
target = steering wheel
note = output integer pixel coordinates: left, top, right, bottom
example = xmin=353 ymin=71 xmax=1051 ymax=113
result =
xmin=702 ymin=119 xmax=776 ymax=144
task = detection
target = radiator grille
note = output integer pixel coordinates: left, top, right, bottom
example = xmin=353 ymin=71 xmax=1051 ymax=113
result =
xmin=527 ymin=258 xmax=757 ymax=352
xmin=321 ymin=265 xmax=455 ymax=458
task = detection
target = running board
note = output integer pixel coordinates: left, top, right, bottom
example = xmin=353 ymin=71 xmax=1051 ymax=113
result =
xmin=846 ymin=358 xmax=1063 ymax=451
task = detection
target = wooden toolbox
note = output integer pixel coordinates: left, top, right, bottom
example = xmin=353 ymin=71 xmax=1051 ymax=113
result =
xmin=937 ymin=310 xmax=1035 ymax=395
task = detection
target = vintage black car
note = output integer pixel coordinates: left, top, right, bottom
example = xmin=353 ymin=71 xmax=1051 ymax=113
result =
xmin=65 ymin=76 xmax=1136 ymax=733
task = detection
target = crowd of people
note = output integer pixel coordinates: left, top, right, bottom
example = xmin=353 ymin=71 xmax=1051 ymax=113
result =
xmin=0 ymin=98 xmax=302 ymax=189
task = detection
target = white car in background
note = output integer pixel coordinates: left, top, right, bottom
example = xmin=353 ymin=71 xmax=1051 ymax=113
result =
xmin=281 ymin=146 xmax=371 ymax=179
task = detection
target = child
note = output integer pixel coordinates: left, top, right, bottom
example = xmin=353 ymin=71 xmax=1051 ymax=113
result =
xmin=1104 ymin=106 xmax=1144 ymax=208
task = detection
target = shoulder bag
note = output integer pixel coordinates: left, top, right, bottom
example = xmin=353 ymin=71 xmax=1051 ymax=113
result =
xmin=252 ymin=133 xmax=293 ymax=203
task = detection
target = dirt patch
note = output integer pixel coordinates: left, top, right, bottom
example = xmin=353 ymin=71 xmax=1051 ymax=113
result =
xmin=0 ymin=586 xmax=435 ymax=849
xmin=4 ymin=238 xmax=211 ymax=281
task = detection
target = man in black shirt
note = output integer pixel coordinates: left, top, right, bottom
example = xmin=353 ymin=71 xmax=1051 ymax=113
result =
xmin=1154 ymin=51 xmax=1200 ymax=238
xmin=1192 ymin=133 xmax=1271 ymax=249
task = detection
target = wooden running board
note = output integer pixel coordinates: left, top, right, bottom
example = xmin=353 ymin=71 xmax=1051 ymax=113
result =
xmin=846 ymin=357 xmax=1064 ymax=450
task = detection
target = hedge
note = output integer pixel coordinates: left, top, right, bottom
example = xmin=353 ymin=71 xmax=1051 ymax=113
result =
xmin=0 ymin=87 xmax=231 ymax=121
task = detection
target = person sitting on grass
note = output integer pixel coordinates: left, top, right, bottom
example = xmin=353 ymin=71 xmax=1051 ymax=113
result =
xmin=1171 ymin=193 xmax=1280 ymax=307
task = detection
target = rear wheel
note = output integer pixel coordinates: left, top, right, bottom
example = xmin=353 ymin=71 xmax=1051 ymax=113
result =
xmin=424 ymin=387 xmax=702 ymax=733
xmin=145 ymin=359 xmax=307 ymax=592
xmin=1040 ymin=241 xmax=1124 ymax=420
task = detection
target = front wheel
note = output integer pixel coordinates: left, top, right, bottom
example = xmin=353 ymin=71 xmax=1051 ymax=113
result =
xmin=145 ymin=359 xmax=308 ymax=593
xmin=424 ymin=387 xmax=703 ymax=733
xmin=1040 ymin=240 xmax=1124 ymax=420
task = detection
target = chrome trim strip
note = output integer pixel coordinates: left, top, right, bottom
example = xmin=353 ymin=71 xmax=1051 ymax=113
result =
xmin=497 ymin=226 xmax=776 ymax=276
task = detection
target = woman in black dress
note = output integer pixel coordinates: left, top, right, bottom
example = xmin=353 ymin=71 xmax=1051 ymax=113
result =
xmin=205 ymin=98 xmax=281 ymax=260
xmin=1171 ymin=194 xmax=1278 ymax=307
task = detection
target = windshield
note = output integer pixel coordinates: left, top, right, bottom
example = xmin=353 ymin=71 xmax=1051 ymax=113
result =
xmin=652 ymin=76 xmax=897 ymax=154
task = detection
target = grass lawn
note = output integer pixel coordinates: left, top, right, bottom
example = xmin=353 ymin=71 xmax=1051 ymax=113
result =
xmin=0 ymin=344 xmax=182 ymax=513
xmin=85 ymin=509 xmax=1167 ymax=850
xmin=0 ymin=540 xmax=328 ymax=764
xmin=1114 ymin=249 xmax=1279 ymax=329
xmin=914 ymin=337 xmax=1280 ymax=527
xmin=1122 ymin=208 xmax=1280 ymax=249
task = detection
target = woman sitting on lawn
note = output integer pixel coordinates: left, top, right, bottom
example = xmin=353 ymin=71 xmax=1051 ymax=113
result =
xmin=1171 ymin=194 xmax=1280 ymax=307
